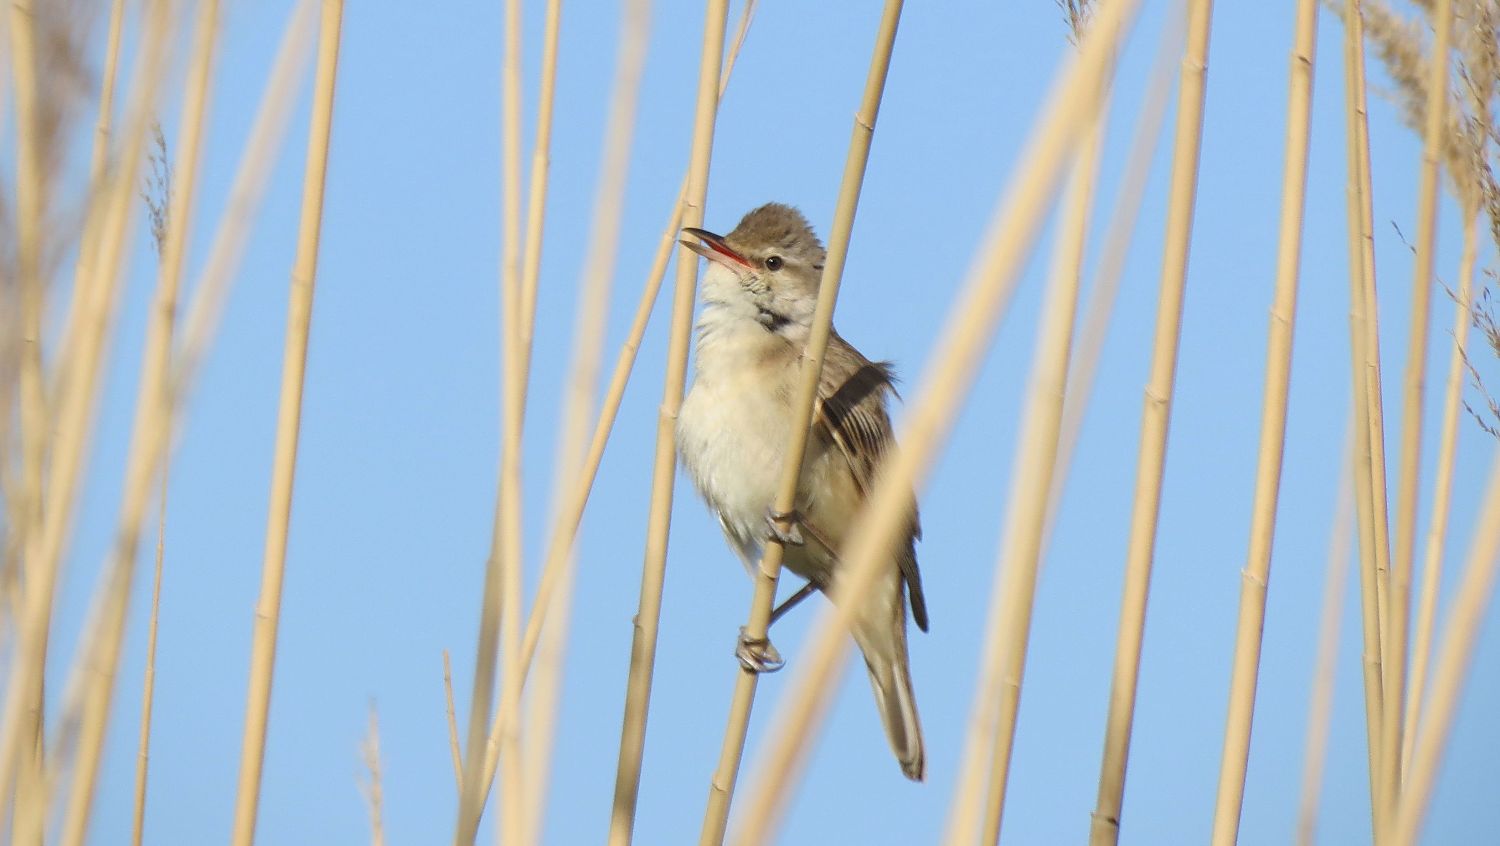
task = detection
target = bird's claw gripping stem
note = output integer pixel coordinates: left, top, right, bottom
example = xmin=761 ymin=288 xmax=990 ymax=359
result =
xmin=735 ymin=626 xmax=785 ymax=673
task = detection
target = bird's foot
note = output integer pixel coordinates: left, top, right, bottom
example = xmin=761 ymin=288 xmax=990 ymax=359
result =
xmin=735 ymin=627 xmax=785 ymax=673
xmin=765 ymin=508 xmax=805 ymax=546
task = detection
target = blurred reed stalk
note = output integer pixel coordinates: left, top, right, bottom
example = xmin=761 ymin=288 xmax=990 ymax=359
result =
xmin=974 ymin=13 xmax=1115 ymax=846
xmin=456 ymin=0 xmax=529 ymax=836
xmin=1390 ymin=452 xmax=1500 ymax=845
xmin=519 ymin=0 xmax=653 ymax=841
xmin=1207 ymin=0 xmax=1314 ymax=839
xmin=0 ymin=0 xmax=177 ymax=832
xmin=230 ymin=2 xmax=344 ymax=844
xmin=1086 ymin=0 xmax=1214 ymax=842
xmin=1339 ymin=0 xmax=1391 ymax=822
xmin=514 ymin=0 xmax=758 ymax=685
xmin=1406 ymin=210 xmax=1479 ymax=772
xmin=607 ymin=2 xmax=730 ymax=843
xmin=1378 ymin=0 xmax=1452 ymax=832
xmin=1296 ymin=429 xmax=1356 ymax=846
xmin=1044 ymin=15 xmax=1179 ymax=554
xmin=697 ymin=3 xmax=905 ymax=843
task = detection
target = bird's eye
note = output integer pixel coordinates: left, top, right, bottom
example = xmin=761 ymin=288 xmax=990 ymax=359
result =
xmin=764 ymin=255 xmax=784 ymax=271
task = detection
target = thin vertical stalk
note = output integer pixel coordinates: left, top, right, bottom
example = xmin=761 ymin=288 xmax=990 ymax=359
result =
xmin=48 ymin=0 xmax=127 ymax=412
xmin=977 ymin=62 xmax=1111 ymax=846
xmin=514 ymin=0 xmax=757 ymax=687
xmin=607 ymin=1 xmax=729 ymax=843
xmin=1339 ymin=0 xmax=1387 ymax=819
xmin=1086 ymin=1 xmax=1216 ymax=842
xmin=230 ymin=1 xmax=344 ymax=842
xmin=1378 ymin=0 xmax=1452 ymax=825
xmin=53 ymin=0 xmax=217 ymax=837
xmin=515 ymin=0 xmax=564 ymax=395
xmin=516 ymin=1 xmax=653 ymax=841
xmin=1296 ymin=428 xmax=1355 ymax=846
xmin=699 ymin=3 xmax=905 ymax=843
xmin=718 ymin=1 xmax=1147 ymax=840
xmin=1208 ymin=0 xmax=1314 ymax=839
xmin=455 ymin=0 xmax=526 ymax=835
xmin=1389 ymin=453 xmax=1500 ymax=846
xmin=130 ymin=469 xmax=170 ymax=846
xmin=1044 ymin=18 xmax=1179 ymax=550
xmin=8 ymin=3 xmax=52 ymax=834
xmin=1403 ymin=215 xmax=1477 ymax=772
xmin=0 ymin=0 xmax=175 ymax=828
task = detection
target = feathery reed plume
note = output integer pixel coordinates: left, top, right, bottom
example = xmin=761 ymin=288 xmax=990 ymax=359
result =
xmin=698 ymin=4 xmax=906 ymax=842
xmin=1209 ymin=0 xmax=1316 ymax=840
xmin=608 ymin=2 xmax=730 ymax=843
xmin=1296 ymin=429 xmax=1356 ymax=846
xmin=230 ymin=2 xmax=345 ymax=842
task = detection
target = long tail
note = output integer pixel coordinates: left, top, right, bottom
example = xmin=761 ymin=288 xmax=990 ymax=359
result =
xmin=854 ymin=613 xmax=925 ymax=781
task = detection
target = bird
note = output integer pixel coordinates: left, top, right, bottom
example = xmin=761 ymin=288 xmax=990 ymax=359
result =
xmin=676 ymin=202 xmax=929 ymax=781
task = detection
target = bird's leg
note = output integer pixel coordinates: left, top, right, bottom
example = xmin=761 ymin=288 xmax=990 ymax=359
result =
xmin=735 ymin=627 xmax=785 ymax=673
xmin=769 ymin=579 xmax=820 ymax=625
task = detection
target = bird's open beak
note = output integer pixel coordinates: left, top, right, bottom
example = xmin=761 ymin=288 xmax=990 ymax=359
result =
xmin=680 ymin=227 xmax=752 ymax=271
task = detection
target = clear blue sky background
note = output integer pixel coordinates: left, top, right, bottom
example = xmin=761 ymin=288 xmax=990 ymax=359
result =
xmin=46 ymin=0 xmax=1500 ymax=843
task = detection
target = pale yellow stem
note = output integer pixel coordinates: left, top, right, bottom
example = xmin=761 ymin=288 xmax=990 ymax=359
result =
xmin=724 ymin=1 xmax=1146 ymax=840
xmin=1378 ymin=0 xmax=1452 ymax=830
xmin=700 ymin=3 xmax=905 ymax=844
xmin=607 ymin=2 xmax=730 ymax=842
xmin=131 ymin=467 xmax=171 ymax=846
xmin=1296 ymin=426 xmax=1356 ymax=846
xmin=230 ymin=2 xmax=345 ymax=843
xmin=455 ymin=0 xmax=527 ymax=836
xmin=514 ymin=0 xmax=758 ymax=686
xmin=1339 ymin=0 xmax=1387 ymax=821
xmin=1389 ymin=453 xmax=1500 ymax=846
xmin=1208 ymin=0 xmax=1313 ymax=839
xmin=1403 ymin=214 xmax=1476 ymax=772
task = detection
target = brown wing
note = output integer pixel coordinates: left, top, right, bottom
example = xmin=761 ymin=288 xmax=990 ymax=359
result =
xmin=813 ymin=332 xmax=929 ymax=632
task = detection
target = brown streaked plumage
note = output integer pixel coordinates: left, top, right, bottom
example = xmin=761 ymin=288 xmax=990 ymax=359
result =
xmin=677 ymin=202 xmax=928 ymax=781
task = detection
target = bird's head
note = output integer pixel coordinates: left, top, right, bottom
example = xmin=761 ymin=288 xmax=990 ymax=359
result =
xmin=681 ymin=202 xmax=826 ymax=338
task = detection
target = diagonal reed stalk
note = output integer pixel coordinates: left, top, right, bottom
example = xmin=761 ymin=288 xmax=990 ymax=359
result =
xmin=1043 ymin=16 xmax=1179 ymax=555
xmin=1389 ymin=450 xmax=1500 ymax=846
xmin=456 ymin=0 xmax=528 ymax=836
xmin=1086 ymin=0 xmax=1215 ymax=842
xmin=706 ymin=1 xmax=1145 ymax=841
xmin=1340 ymin=0 xmax=1391 ymax=823
xmin=513 ymin=0 xmax=758 ymax=692
xmin=1378 ymin=0 xmax=1451 ymax=829
xmin=131 ymin=466 xmax=169 ymax=846
xmin=607 ymin=2 xmax=730 ymax=843
xmin=975 ymin=18 xmax=1116 ymax=846
xmin=1208 ymin=0 xmax=1315 ymax=839
xmin=229 ymin=2 xmax=345 ymax=843
xmin=698 ymin=4 xmax=905 ymax=844
xmin=0 ymin=0 xmax=177 ymax=827
xmin=1402 ymin=212 xmax=1477 ymax=772
xmin=1295 ymin=425 xmax=1356 ymax=846
xmin=517 ymin=0 xmax=654 ymax=841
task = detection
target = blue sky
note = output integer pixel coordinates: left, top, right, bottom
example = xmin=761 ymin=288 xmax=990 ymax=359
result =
xmin=45 ymin=0 xmax=1500 ymax=843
